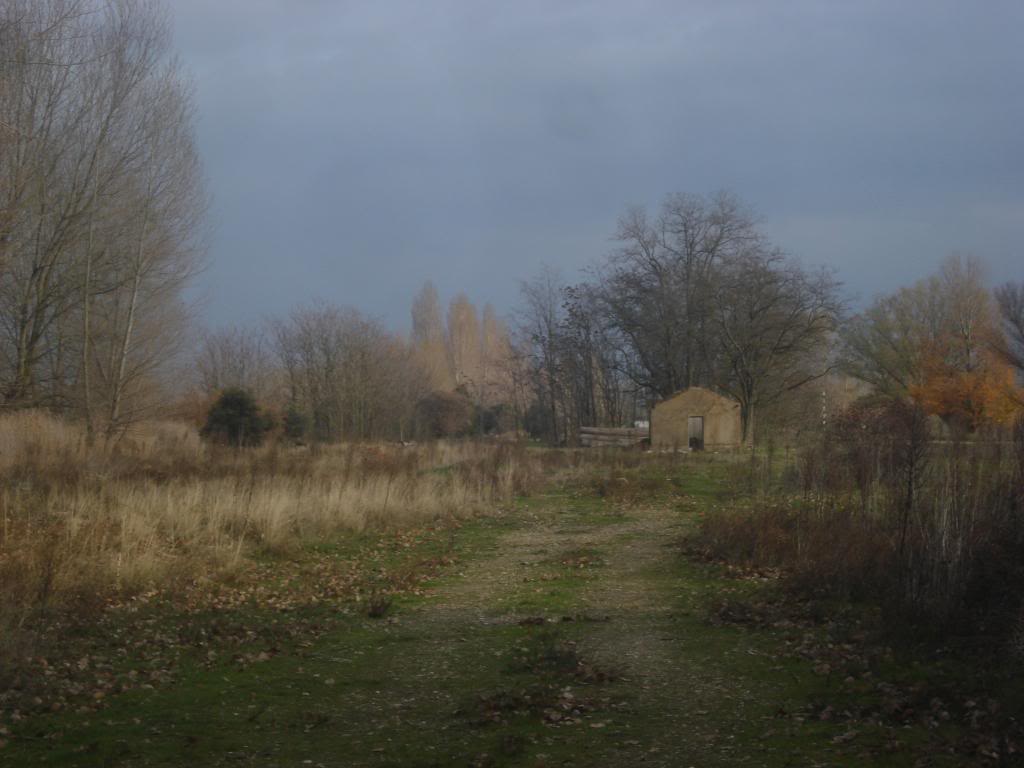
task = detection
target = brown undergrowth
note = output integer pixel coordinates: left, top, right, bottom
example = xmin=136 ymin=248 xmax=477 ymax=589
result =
xmin=691 ymin=407 xmax=1024 ymax=643
xmin=686 ymin=408 xmax=1024 ymax=764
xmin=0 ymin=411 xmax=540 ymax=678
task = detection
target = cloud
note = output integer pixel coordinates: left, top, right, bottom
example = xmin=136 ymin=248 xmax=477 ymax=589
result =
xmin=171 ymin=0 xmax=1024 ymax=329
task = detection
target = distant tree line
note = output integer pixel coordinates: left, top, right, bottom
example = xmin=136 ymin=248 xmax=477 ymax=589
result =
xmin=1 ymin=0 xmax=1017 ymax=448
xmin=191 ymin=193 xmax=856 ymax=446
xmin=191 ymin=290 xmax=522 ymax=444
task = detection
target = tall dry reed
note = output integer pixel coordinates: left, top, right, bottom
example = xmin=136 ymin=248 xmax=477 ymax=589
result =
xmin=0 ymin=412 xmax=539 ymax=633
xmin=692 ymin=403 xmax=1024 ymax=642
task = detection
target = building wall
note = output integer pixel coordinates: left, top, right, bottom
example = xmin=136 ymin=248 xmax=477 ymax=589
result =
xmin=651 ymin=387 xmax=742 ymax=449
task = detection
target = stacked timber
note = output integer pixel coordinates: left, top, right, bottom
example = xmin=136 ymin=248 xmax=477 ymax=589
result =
xmin=579 ymin=427 xmax=649 ymax=448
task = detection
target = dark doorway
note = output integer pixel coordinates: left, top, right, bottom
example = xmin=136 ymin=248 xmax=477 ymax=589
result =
xmin=688 ymin=416 xmax=704 ymax=451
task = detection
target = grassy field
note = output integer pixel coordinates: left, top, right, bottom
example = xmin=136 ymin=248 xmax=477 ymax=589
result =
xmin=2 ymin=444 xmax=1016 ymax=767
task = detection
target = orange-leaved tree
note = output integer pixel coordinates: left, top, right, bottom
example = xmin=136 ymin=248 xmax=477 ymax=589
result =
xmin=911 ymin=350 xmax=1022 ymax=430
xmin=847 ymin=255 xmax=1024 ymax=430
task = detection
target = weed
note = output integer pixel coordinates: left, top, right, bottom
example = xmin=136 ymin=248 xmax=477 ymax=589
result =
xmin=361 ymin=591 xmax=393 ymax=619
xmin=0 ymin=412 xmax=544 ymax=673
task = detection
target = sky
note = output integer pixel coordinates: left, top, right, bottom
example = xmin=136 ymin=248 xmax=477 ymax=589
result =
xmin=172 ymin=0 xmax=1024 ymax=333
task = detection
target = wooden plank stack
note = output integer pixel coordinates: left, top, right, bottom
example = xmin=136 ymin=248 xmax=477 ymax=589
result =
xmin=579 ymin=426 xmax=649 ymax=448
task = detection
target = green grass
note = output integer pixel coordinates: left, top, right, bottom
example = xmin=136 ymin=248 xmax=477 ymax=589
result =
xmin=0 ymin=452 xmax=1002 ymax=767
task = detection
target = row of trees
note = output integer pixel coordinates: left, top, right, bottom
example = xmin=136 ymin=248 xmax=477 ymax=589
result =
xmin=517 ymin=194 xmax=1022 ymax=445
xmin=0 ymin=0 xmax=204 ymax=439
xmin=193 ymin=192 xmax=1020 ymax=447
xmin=191 ymin=192 xmax=850 ymax=446
xmin=0 ymin=2 xmax=1013 ymax=450
xmin=517 ymin=193 xmax=843 ymax=443
xmin=194 ymin=306 xmax=418 ymax=442
xmin=192 ymin=290 xmax=522 ymax=443
xmin=410 ymin=283 xmax=520 ymax=415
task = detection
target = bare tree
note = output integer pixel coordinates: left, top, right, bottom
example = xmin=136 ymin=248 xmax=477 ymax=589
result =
xmin=0 ymin=0 xmax=102 ymax=404
xmin=843 ymin=255 xmax=998 ymax=397
xmin=518 ymin=266 xmax=565 ymax=443
xmin=271 ymin=302 xmax=425 ymax=442
xmin=708 ymin=249 xmax=842 ymax=442
xmin=561 ymin=283 xmax=633 ymax=431
xmin=195 ymin=326 xmax=272 ymax=401
xmin=994 ymin=280 xmax=1024 ymax=376
xmin=596 ymin=192 xmax=760 ymax=397
xmin=0 ymin=0 xmax=205 ymax=433
xmin=515 ymin=193 xmax=832 ymax=444
xmin=97 ymin=63 xmax=205 ymax=437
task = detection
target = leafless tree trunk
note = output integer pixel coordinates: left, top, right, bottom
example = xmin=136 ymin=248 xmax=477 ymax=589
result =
xmin=519 ymin=266 xmax=565 ymax=443
xmin=0 ymin=0 xmax=205 ymax=425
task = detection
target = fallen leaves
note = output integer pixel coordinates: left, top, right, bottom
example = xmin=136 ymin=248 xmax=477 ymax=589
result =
xmin=0 ymin=522 xmax=462 ymax=736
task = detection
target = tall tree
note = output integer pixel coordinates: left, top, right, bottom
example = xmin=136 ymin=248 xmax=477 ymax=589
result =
xmin=410 ymin=281 xmax=452 ymax=391
xmin=518 ymin=266 xmax=565 ymax=443
xmin=0 ymin=0 xmax=205 ymax=430
xmin=597 ymin=192 xmax=759 ymax=397
xmin=480 ymin=303 xmax=513 ymax=407
xmin=96 ymin=63 xmax=204 ymax=436
xmin=844 ymin=255 xmax=1019 ymax=429
xmin=708 ymin=249 xmax=842 ymax=441
xmin=446 ymin=293 xmax=481 ymax=389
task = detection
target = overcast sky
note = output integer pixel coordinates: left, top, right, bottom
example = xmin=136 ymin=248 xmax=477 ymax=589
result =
xmin=172 ymin=0 xmax=1024 ymax=332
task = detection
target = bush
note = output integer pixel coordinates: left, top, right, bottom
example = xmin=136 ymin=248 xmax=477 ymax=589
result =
xmin=415 ymin=390 xmax=474 ymax=438
xmin=475 ymin=402 xmax=516 ymax=435
xmin=693 ymin=402 xmax=1024 ymax=641
xmin=282 ymin=405 xmax=309 ymax=443
xmin=201 ymin=388 xmax=274 ymax=447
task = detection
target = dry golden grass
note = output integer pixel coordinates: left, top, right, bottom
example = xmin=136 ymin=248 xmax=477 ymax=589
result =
xmin=0 ymin=410 xmax=89 ymax=471
xmin=0 ymin=412 xmax=539 ymax=635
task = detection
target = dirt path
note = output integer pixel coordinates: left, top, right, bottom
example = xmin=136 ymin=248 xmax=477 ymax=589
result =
xmin=3 ymin=485 xmax=891 ymax=768
xmin=377 ymin=495 xmax=806 ymax=767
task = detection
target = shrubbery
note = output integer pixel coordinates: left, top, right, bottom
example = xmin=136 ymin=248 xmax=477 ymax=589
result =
xmin=692 ymin=403 xmax=1024 ymax=643
xmin=415 ymin=390 xmax=474 ymax=438
xmin=282 ymin=405 xmax=309 ymax=443
xmin=201 ymin=388 xmax=274 ymax=446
